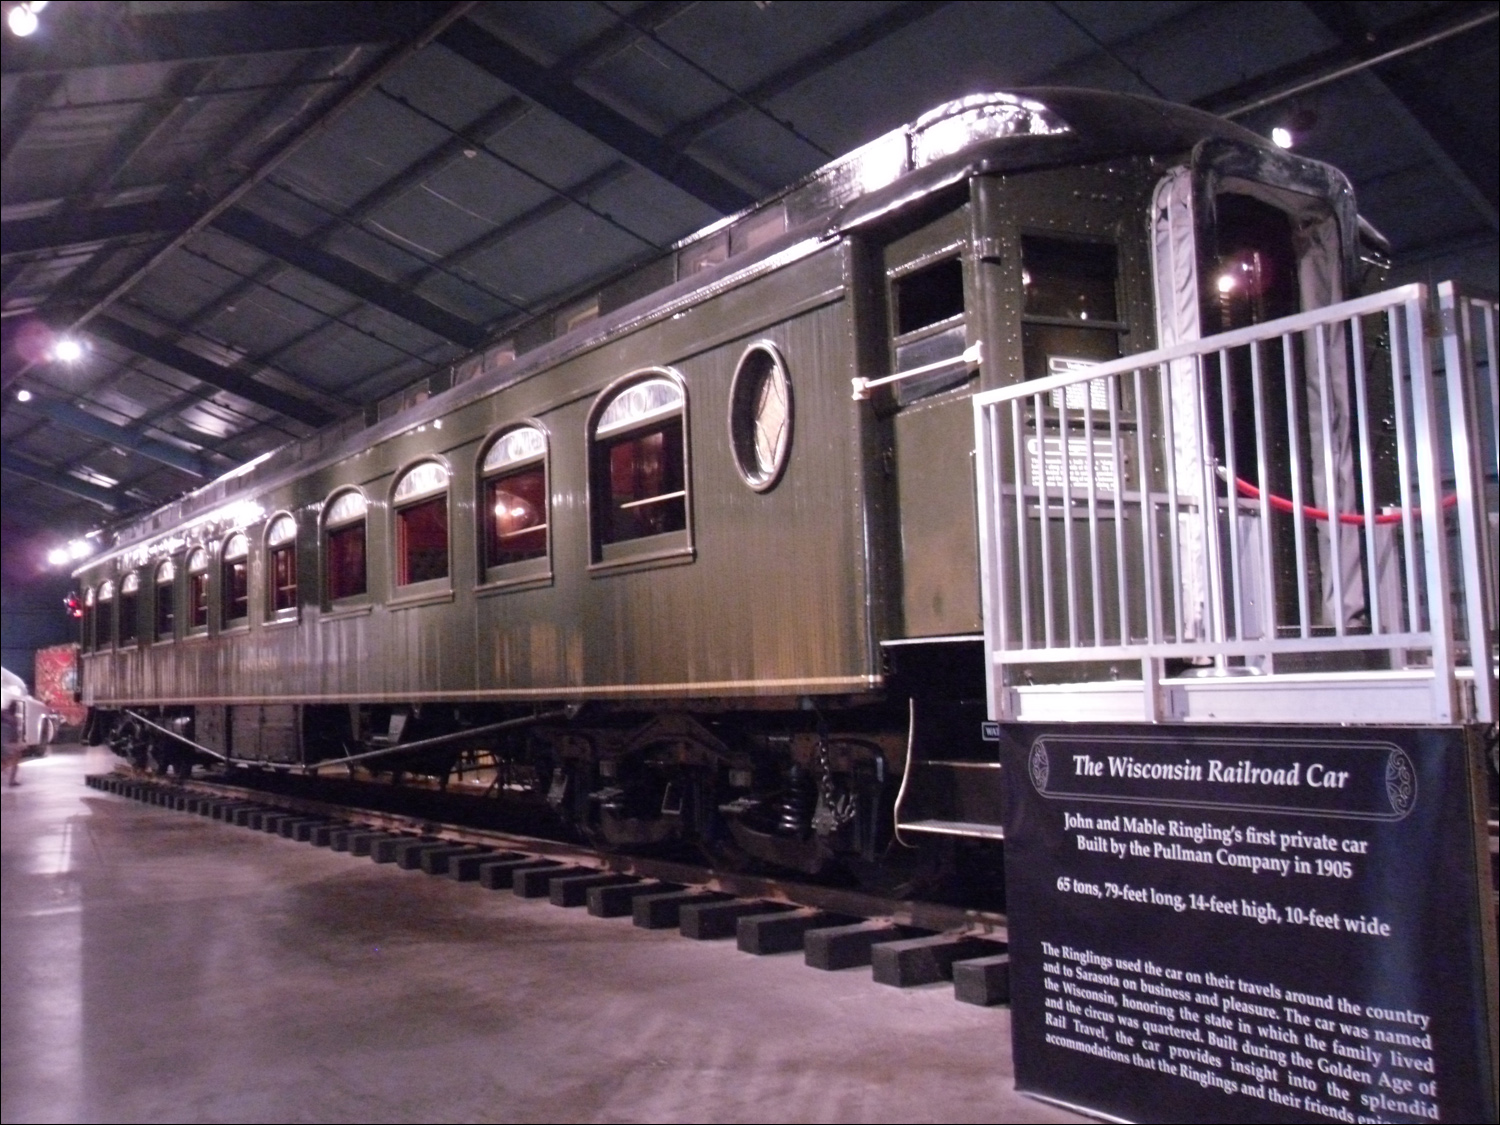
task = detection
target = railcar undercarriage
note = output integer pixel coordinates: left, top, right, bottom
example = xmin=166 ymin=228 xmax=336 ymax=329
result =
xmin=88 ymin=693 xmax=1006 ymax=907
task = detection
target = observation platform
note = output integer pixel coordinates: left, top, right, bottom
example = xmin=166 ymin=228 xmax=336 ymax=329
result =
xmin=2 ymin=745 xmax=1081 ymax=1125
xmin=974 ymin=281 xmax=1498 ymax=729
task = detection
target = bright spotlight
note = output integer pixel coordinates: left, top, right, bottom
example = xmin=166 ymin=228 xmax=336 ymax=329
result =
xmin=47 ymin=547 xmax=70 ymax=567
xmin=8 ymin=4 xmax=39 ymax=36
xmin=51 ymin=337 xmax=84 ymax=363
xmin=1271 ymin=126 xmax=1293 ymax=149
xmin=1216 ymin=273 xmax=1237 ymax=294
xmin=16 ymin=388 xmax=32 ymax=402
xmin=68 ymin=539 xmax=93 ymax=561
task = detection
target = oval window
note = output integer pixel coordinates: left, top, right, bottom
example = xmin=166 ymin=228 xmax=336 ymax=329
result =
xmin=729 ymin=342 xmax=792 ymax=491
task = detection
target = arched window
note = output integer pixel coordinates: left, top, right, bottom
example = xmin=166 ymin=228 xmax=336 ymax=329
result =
xmin=154 ymin=559 xmax=176 ymax=640
xmin=324 ymin=490 xmax=367 ymax=602
xmin=97 ymin=580 xmax=115 ymax=650
xmin=589 ymin=373 xmax=689 ymax=562
xmin=222 ymin=534 xmax=249 ymax=625
xmin=266 ymin=514 xmax=298 ymax=616
xmin=187 ymin=549 xmax=210 ymax=630
xmin=392 ymin=462 xmax=449 ymax=586
xmin=119 ymin=572 xmax=140 ymax=645
xmin=481 ymin=426 xmax=548 ymax=575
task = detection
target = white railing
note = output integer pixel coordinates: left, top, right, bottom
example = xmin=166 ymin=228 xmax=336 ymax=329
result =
xmin=973 ymin=282 xmax=1497 ymax=726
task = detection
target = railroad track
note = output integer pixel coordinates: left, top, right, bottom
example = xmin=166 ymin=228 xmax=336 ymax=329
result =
xmin=85 ymin=770 xmax=1013 ymax=1005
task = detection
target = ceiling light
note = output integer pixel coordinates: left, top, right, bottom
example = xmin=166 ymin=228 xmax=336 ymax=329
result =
xmin=7 ymin=4 xmax=39 ymax=36
xmin=1271 ymin=126 xmax=1294 ymax=149
xmin=46 ymin=539 xmax=93 ymax=568
xmin=16 ymin=388 xmax=32 ymax=402
xmin=51 ymin=337 xmax=84 ymax=363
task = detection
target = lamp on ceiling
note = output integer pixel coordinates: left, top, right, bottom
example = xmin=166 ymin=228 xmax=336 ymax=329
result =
xmin=46 ymin=537 xmax=97 ymax=569
xmin=50 ymin=337 xmax=84 ymax=364
xmin=5 ymin=1 xmax=47 ymax=38
xmin=1270 ymin=107 xmax=1319 ymax=151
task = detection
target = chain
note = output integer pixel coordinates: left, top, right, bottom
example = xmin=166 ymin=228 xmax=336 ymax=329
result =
xmin=812 ymin=733 xmax=856 ymax=834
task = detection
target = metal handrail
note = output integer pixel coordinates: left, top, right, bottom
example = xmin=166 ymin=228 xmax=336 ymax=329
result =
xmin=973 ymin=281 xmax=1498 ymax=725
xmin=852 ymin=342 xmax=982 ymax=400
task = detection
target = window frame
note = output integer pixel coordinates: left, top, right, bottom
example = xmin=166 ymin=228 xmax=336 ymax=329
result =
xmin=264 ymin=512 xmax=300 ymax=623
xmin=220 ymin=533 xmax=251 ymax=629
xmin=727 ymin=341 xmax=794 ymax=492
xmin=322 ymin=488 xmax=370 ymax=610
xmin=186 ymin=548 xmax=210 ymax=634
xmin=586 ymin=369 xmax=694 ymax=574
xmin=389 ymin=459 xmax=453 ymax=602
xmin=885 ymin=244 xmax=974 ymax=408
xmin=118 ymin=571 xmax=141 ymax=647
xmin=81 ymin=586 xmax=95 ymax=651
xmin=153 ymin=558 xmax=177 ymax=642
xmin=477 ymin=423 xmax=552 ymax=592
xmin=96 ymin=580 xmax=115 ymax=651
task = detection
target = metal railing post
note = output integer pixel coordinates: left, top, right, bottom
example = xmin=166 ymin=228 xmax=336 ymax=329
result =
xmin=1438 ymin=283 xmax=1496 ymax=723
xmin=1406 ymin=290 xmax=1458 ymax=723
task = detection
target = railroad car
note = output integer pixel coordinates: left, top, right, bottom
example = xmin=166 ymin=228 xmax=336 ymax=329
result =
xmin=74 ymin=89 xmax=1497 ymax=892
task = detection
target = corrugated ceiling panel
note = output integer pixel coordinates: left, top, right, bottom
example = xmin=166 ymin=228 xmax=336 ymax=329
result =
xmin=483 ymin=105 xmax=636 ymax=201
xmin=273 ymin=95 xmax=452 ymax=212
xmin=453 ymin=202 xmax=647 ymax=306
xmin=657 ymin=1 xmax=906 ymax=94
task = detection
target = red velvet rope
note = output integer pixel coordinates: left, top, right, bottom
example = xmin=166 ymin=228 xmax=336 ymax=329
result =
xmin=1226 ymin=474 xmax=1457 ymax=526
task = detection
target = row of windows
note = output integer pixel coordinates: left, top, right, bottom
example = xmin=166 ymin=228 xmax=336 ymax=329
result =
xmin=83 ymin=516 xmax=292 ymax=649
xmin=82 ymin=355 xmax=794 ymax=651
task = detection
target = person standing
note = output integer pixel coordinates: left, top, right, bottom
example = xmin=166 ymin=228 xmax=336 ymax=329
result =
xmin=2 ymin=700 xmax=23 ymax=785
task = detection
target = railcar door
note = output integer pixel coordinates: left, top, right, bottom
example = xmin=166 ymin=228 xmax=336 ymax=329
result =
xmin=968 ymin=162 xmax=1160 ymax=660
xmin=872 ymin=202 xmax=985 ymax=639
xmin=1152 ymin=142 xmax=1364 ymax=645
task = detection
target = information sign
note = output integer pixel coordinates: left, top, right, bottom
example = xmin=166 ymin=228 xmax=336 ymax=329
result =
xmin=1001 ymin=723 xmax=1495 ymax=1123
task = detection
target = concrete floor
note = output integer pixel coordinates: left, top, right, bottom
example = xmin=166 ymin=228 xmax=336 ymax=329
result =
xmin=3 ymin=745 xmax=1087 ymax=1125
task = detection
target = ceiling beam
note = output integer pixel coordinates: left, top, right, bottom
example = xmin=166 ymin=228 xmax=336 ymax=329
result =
xmin=1 ymin=452 xmax=122 ymax=512
xmin=0 ymin=73 xmax=63 ymax=162
xmin=1 ymin=198 xmax=202 ymax=263
xmin=437 ymin=18 xmax=755 ymax=214
xmin=179 ymin=6 xmax=699 ymax=359
xmin=2 ymin=2 xmax=478 ymax=395
xmin=0 ymin=2 xmax=458 ymax=73
xmin=1299 ymin=1 xmax=1497 ymax=224
xmin=210 ymin=208 xmax=489 ymax=350
xmin=552 ymin=1 xmax=698 ymax=80
xmin=18 ymin=397 xmax=213 ymax=479
xmin=86 ymin=316 xmax=334 ymax=429
xmin=1195 ymin=3 xmax=1498 ymax=117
